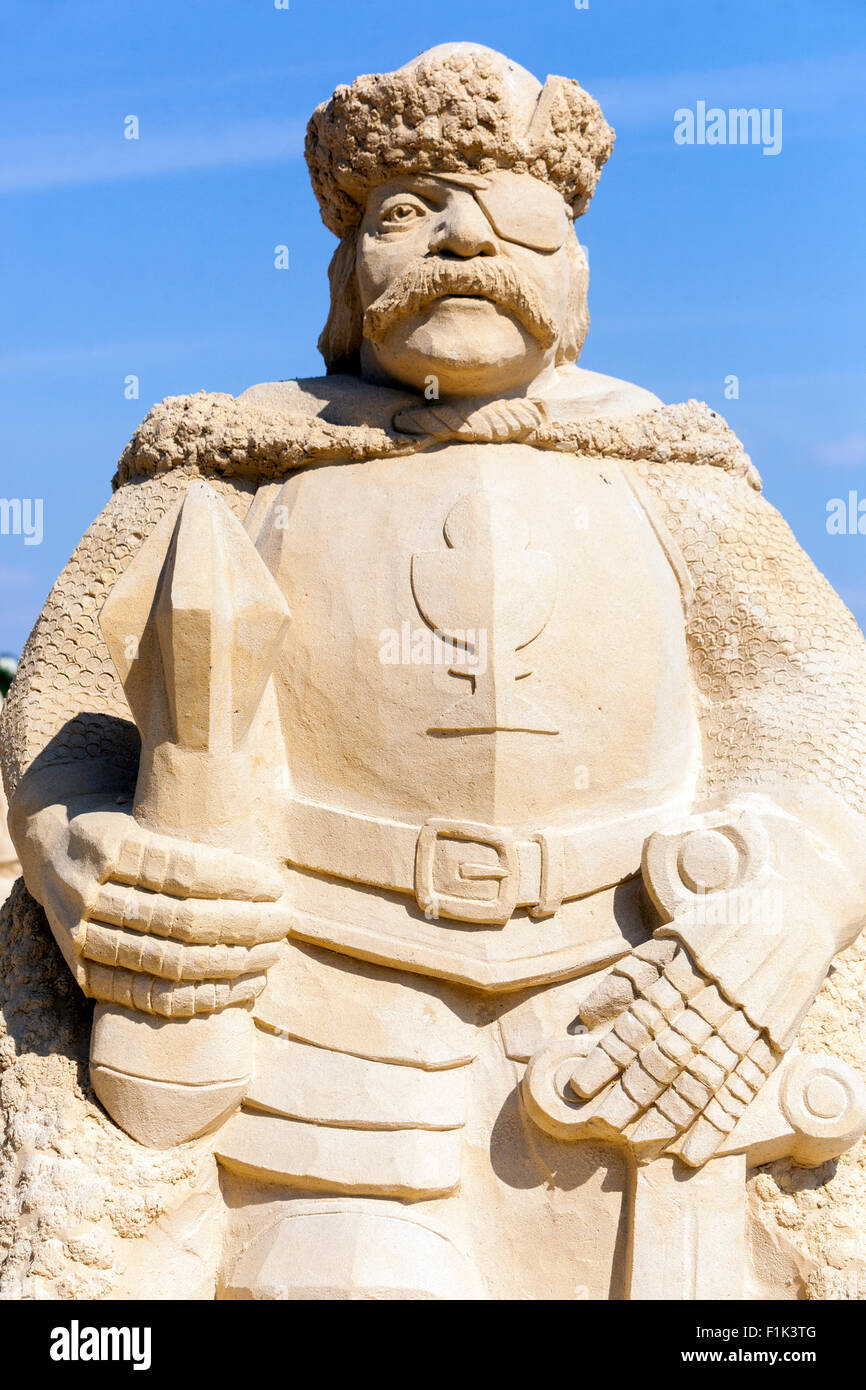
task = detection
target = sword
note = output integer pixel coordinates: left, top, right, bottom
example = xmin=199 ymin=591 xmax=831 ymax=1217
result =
xmin=523 ymin=1034 xmax=866 ymax=1297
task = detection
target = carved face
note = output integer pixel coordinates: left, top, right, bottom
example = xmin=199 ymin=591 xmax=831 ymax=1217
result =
xmin=355 ymin=171 xmax=574 ymax=397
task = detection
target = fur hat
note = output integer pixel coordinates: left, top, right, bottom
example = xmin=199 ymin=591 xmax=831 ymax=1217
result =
xmin=305 ymin=43 xmax=615 ymax=237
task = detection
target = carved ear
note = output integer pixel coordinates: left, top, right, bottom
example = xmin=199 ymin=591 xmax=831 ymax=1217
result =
xmin=558 ymin=231 xmax=590 ymax=365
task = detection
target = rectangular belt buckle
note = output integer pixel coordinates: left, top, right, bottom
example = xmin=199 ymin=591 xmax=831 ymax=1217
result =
xmin=415 ymin=818 xmax=519 ymax=926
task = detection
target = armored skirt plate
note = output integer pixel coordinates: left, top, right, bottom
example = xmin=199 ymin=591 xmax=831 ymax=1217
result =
xmin=250 ymin=443 xmax=700 ymax=989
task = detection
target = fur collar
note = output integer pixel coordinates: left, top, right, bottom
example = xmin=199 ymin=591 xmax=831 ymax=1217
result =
xmin=114 ymin=373 xmax=760 ymax=491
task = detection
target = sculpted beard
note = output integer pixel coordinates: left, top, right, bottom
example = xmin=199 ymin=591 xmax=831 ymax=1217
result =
xmin=363 ymin=258 xmax=558 ymax=352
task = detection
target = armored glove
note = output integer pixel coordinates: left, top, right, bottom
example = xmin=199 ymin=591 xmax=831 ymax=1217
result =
xmin=567 ymin=792 xmax=866 ymax=1167
xmin=569 ymin=938 xmax=779 ymax=1166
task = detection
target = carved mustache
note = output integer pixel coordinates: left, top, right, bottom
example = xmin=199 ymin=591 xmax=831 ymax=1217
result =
xmin=362 ymin=258 xmax=558 ymax=351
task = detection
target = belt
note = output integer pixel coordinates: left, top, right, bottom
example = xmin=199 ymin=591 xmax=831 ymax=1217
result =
xmin=285 ymin=796 xmax=689 ymax=927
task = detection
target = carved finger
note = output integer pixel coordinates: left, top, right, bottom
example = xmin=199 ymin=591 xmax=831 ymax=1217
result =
xmin=579 ymin=942 xmax=671 ymax=1032
xmin=113 ymin=829 xmax=285 ymax=901
xmin=87 ymin=883 xmax=290 ymax=946
xmin=571 ymin=951 xmax=719 ymax=1145
xmin=573 ymin=943 xmax=690 ymax=1095
xmin=591 ymin=1030 xmax=686 ymax=1135
xmin=571 ymin=1005 xmax=663 ymax=1101
xmin=72 ymin=920 xmax=282 ymax=981
xmin=678 ymin=1022 xmax=778 ymax=1168
xmin=70 ymin=817 xmax=284 ymax=901
xmin=633 ymin=938 xmax=679 ymax=968
xmin=81 ymin=962 xmax=268 ymax=1016
xmin=628 ymin=987 xmax=744 ymax=1155
xmin=625 ymin=1034 xmax=704 ymax=1151
xmin=569 ymin=1029 xmax=636 ymax=1100
xmin=578 ymin=974 xmax=636 ymax=1032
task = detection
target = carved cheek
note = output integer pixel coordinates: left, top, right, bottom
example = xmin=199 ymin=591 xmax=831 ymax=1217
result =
xmin=507 ymin=242 xmax=569 ymax=322
xmin=358 ymin=219 xmax=434 ymax=298
xmin=355 ymin=235 xmax=383 ymax=306
xmin=356 ymin=235 xmax=409 ymax=306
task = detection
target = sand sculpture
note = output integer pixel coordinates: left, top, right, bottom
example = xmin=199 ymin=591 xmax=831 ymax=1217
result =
xmin=2 ymin=44 xmax=865 ymax=1300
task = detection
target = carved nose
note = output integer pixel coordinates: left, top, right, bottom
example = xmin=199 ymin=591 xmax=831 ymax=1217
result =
xmin=429 ymin=196 xmax=497 ymax=258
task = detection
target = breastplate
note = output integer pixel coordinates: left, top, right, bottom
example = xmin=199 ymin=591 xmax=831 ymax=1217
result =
xmin=251 ymin=443 xmax=700 ymax=989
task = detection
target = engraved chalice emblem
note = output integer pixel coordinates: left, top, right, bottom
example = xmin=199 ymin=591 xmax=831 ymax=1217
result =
xmin=411 ymin=490 xmax=559 ymax=734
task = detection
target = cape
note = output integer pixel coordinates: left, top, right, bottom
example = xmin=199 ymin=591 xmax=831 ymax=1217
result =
xmin=3 ymin=372 xmax=862 ymax=817
xmin=2 ymin=373 xmax=866 ymax=1298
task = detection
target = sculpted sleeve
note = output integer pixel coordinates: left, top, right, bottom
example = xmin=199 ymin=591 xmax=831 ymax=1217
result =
xmin=636 ymin=455 xmax=866 ymax=1049
xmin=0 ymin=469 xmax=256 ymax=804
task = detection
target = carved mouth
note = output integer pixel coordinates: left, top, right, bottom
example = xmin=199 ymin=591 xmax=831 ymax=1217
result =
xmin=364 ymin=262 xmax=557 ymax=350
xmin=432 ymin=293 xmax=497 ymax=307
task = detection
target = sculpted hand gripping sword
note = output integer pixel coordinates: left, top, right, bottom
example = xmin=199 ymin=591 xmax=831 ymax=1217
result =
xmin=89 ymin=481 xmax=291 ymax=1147
xmin=522 ymin=817 xmax=866 ymax=1299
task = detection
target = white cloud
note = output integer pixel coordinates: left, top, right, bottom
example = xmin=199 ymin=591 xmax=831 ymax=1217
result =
xmin=0 ymin=117 xmax=305 ymax=194
xmin=816 ymin=434 xmax=866 ymax=469
xmin=0 ymin=337 xmax=227 ymax=375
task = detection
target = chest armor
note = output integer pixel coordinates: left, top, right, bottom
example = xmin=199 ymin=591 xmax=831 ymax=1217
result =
xmin=250 ymin=443 xmax=700 ymax=990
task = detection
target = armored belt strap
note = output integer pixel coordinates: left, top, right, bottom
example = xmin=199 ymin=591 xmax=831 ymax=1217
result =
xmin=284 ymin=795 xmax=690 ymax=926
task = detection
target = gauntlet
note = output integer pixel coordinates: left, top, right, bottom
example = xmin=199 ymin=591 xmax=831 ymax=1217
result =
xmin=555 ymin=791 xmax=866 ymax=1167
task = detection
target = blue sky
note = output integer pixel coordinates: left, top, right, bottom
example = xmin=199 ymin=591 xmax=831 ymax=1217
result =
xmin=2 ymin=0 xmax=865 ymax=653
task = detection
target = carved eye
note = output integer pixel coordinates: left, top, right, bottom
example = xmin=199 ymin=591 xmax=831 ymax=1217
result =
xmin=380 ymin=200 xmax=424 ymax=229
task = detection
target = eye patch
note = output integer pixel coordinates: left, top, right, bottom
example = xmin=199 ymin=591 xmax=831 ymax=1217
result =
xmin=471 ymin=172 xmax=569 ymax=252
